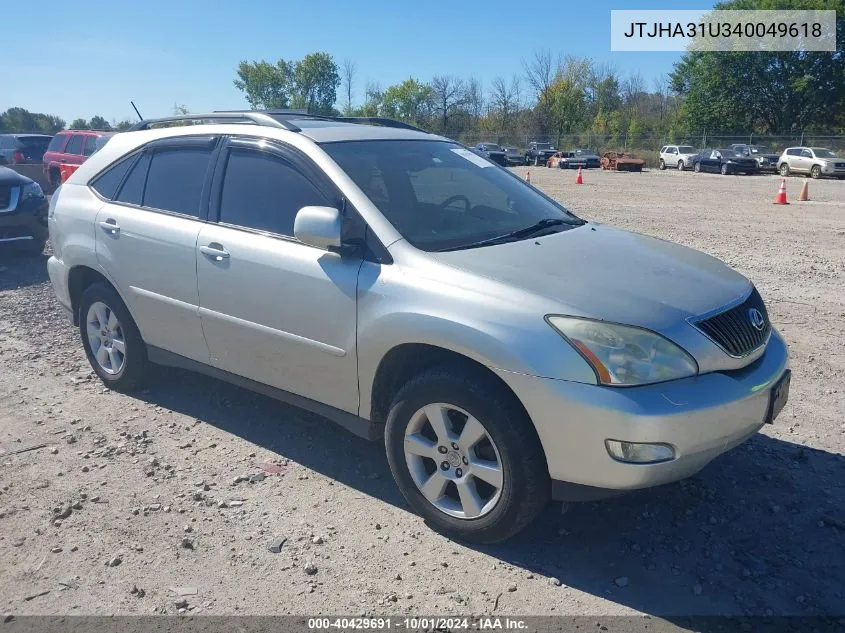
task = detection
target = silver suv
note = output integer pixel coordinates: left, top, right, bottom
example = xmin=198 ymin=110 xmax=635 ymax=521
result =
xmin=658 ymin=145 xmax=698 ymax=171
xmin=778 ymin=146 xmax=845 ymax=179
xmin=47 ymin=111 xmax=790 ymax=543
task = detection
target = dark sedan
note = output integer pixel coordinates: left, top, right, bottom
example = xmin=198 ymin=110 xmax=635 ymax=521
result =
xmin=558 ymin=149 xmax=601 ymax=169
xmin=0 ymin=166 xmax=49 ymax=254
xmin=693 ymin=148 xmax=759 ymax=175
xmin=473 ymin=143 xmax=508 ymax=166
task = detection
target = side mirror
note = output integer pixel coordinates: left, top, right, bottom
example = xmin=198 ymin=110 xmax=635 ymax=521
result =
xmin=294 ymin=206 xmax=342 ymax=252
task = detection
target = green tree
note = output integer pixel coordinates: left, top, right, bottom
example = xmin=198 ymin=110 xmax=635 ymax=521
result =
xmin=88 ymin=115 xmax=111 ymax=131
xmin=670 ymin=0 xmax=844 ymax=133
xmin=70 ymin=118 xmax=89 ymax=130
xmin=113 ymin=120 xmax=134 ymax=131
xmin=291 ymin=52 xmax=340 ymax=115
xmin=234 ymin=59 xmax=293 ymax=109
xmin=380 ymin=78 xmax=434 ymax=125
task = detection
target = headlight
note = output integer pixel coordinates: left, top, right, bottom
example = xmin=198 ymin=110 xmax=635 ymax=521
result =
xmin=21 ymin=182 xmax=44 ymax=201
xmin=547 ymin=316 xmax=698 ymax=386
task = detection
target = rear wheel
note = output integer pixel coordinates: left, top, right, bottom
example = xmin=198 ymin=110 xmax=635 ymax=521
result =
xmin=810 ymin=165 xmax=821 ymax=179
xmin=694 ymin=162 xmax=701 ymax=173
xmin=658 ymin=159 xmax=666 ymax=170
xmin=385 ymin=367 xmax=550 ymax=543
xmin=779 ymin=163 xmax=790 ymax=177
xmin=78 ymin=283 xmax=149 ymax=392
xmin=49 ymin=168 xmax=61 ymax=189
xmin=533 ymin=155 xmax=540 ymax=167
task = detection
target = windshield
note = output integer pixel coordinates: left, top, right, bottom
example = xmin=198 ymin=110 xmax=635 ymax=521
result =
xmin=482 ymin=144 xmax=502 ymax=151
xmin=506 ymin=148 xmax=520 ymax=154
xmin=322 ymin=140 xmax=583 ymax=252
xmin=811 ymin=148 xmax=838 ymax=158
xmin=749 ymin=146 xmax=771 ymax=154
xmin=534 ymin=143 xmax=551 ymax=149
xmin=677 ymin=146 xmax=696 ymax=154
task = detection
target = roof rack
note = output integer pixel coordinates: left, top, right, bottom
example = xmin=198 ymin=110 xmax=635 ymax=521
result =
xmin=127 ymin=112 xmax=301 ymax=132
xmin=126 ymin=110 xmax=428 ymax=135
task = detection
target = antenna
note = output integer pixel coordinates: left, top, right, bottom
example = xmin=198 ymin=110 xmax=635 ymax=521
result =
xmin=130 ymin=101 xmax=143 ymax=121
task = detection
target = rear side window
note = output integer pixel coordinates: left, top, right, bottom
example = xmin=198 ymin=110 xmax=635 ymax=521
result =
xmin=91 ymin=154 xmax=138 ymax=200
xmin=218 ymin=149 xmax=328 ymax=237
xmin=786 ymin=148 xmax=800 ymax=156
xmin=47 ymin=135 xmax=69 ymax=152
xmin=116 ymin=152 xmax=151 ymax=206
xmin=83 ymin=136 xmax=100 ymax=156
xmin=142 ymin=148 xmax=211 ymax=216
xmin=65 ymin=134 xmax=84 ymax=155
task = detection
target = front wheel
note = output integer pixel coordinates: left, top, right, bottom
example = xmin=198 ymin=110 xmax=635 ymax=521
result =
xmin=677 ymin=160 xmax=685 ymax=171
xmin=779 ymin=163 xmax=790 ymax=177
xmin=533 ymin=155 xmax=540 ymax=167
xmin=385 ymin=367 xmax=550 ymax=543
xmin=78 ymin=283 xmax=149 ymax=392
xmin=720 ymin=164 xmax=730 ymax=175
xmin=810 ymin=165 xmax=821 ymax=179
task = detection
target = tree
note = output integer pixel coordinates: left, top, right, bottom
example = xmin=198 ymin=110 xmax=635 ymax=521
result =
xmin=342 ymin=58 xmax=357 ymax=115
xmin=234 ymin=59 xmax=293 ymax=109
xmin=490 ymin=75 xmax=520 ymax=134
xmin=88 ymin=115 xmax=111 ymax=131
xmin=113 ymin=120 xmax=134 ymax=131
xmin=291 ymin=52 xmax=340 ymax=115
xmin=70 ymin=118 xmax=89 ymax=130
xmin=358 ymin=81 xmax=383 ymax=117
xmin=430 ymin=75 xmax=466 ymax=133
xmin=380 ymin=78 xmax=434 ymax=124
xmin=669 ymin=0 xmax=844 ymax=133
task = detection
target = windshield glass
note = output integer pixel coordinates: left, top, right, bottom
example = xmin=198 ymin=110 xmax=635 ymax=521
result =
xmin=749 ymin=146 xmax=770 ymax=154
xmin=534 ymin=143 xmax=551 ymax=149
xmin=482 ymin=144 xmax=502 ymax=151
xmin=811 ymin=148 xmax=837 ymax=158
xmin=677 ymin=146 xmax=696 ymax=154
xmin=506 ymin=148 xmax=519 ymax=154
xmin=322 ymin=140 xmax=583 ymax=252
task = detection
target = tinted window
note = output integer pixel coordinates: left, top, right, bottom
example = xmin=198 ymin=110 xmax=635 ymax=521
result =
xmin=47 ymin=134 xmax=68 ymax=152
xmin=115 ymin=152 xmax=151 ymax=206
xmin=83 ymin=136 xmax=100 ymax=156
xmin=66 ymin=134 xmax=84 ymax=155
xmin=219 ymin=149 xmax=328 ymax=236
xmin=92 ymin=153 xmax=138 ymax=200
xmin=786 ymin=148 xmax=801 ymax=156
xmin=142 ymin=148 xmax=211 ymax=216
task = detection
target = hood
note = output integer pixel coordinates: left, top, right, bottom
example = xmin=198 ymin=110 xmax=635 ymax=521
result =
xmin=431 ymin=224 xmax=750 ymax=331
xmin=0 ymin=166 xmax=32 ymax=186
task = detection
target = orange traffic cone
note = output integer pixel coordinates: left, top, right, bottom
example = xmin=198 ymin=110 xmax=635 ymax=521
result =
xmin=575 ymin=167 xmax=584 ymax=185
xmin=773 ymin=178 xmax=788 ymax=205
xmin=526 ymin=170 xmax=531 ymax=184
xmin=798 ymin=180 xmax=809 ymax=201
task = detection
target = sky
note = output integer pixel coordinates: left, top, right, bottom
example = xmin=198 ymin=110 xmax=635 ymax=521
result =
xmin=3 ymin=0 xmax=716 ymax=125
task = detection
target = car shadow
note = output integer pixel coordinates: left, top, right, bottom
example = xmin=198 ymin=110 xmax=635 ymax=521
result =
xmin=135 ymin=367 xmax=844 ymax=620
xmin=0 ymin=249 xmax=49 ymax=291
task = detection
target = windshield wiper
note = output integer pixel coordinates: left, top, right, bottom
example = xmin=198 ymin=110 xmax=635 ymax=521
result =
xmin=441 ymin=217 xmax=581 ymax=251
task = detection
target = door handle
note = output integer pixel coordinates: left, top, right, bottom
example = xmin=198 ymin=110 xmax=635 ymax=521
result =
xmin=200 ymin=243 xmax=230 ymax=261
xmin=99 ymin=220 xmax=120 ymax=235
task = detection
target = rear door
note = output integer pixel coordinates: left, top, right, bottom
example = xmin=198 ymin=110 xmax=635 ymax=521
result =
xmin=797 ymin=148 xmax=814 ymax=173
xmin=94 ymin=136 xmax=218 ymax=362
xmin=195 ymin=137 xmax=362 ymax=413
xmin=63 ymin=134 xmax=87 ymax=168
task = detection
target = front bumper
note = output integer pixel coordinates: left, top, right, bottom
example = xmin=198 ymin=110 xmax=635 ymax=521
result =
xmin=0 ymin=197 xmax=48 ymax=247
xmin=495 ymin=330 xmax=789 ymax=499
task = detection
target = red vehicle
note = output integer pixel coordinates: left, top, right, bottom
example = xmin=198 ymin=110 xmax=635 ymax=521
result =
xmin=42 ymin=130 xmax=114 ymax=187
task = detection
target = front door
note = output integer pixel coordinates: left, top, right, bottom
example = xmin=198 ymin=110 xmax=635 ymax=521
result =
xmin=196 ymin=138 xmax=362 ymax=414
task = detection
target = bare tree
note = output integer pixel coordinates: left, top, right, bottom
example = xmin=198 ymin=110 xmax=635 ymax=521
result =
xmin=522 ymin=49 xmax=557 ymax=98
xmin=491 ymin=76 xmax=517 ymax=133
xmin=342 ymin=58 xmax=357 ymax=114
xmin=464 ymin=76 xmax=484 ymax=127
xmin=430 ymin=75 xmax=466 ymax=132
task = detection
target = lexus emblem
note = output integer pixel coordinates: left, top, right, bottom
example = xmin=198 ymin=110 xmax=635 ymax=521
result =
xmin=748 ymin=308 xmax=766 ymax=331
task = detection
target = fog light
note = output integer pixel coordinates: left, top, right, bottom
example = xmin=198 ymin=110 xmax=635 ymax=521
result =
xmin=605 ymin=440 xmax=675 ymax=464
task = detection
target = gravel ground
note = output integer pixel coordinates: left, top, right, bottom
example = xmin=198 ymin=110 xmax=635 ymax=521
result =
xmin=1 ymin=168 xmax=843 ymax=620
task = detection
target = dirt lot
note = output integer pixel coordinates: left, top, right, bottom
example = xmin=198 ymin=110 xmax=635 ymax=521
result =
xmin=1 ymin=169 xmax=843 ymax=621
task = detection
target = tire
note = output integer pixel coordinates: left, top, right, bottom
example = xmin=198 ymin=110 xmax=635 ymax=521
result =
xmin=533 ymin=155 xmax=540 ymax=167
xmin=384 ymin=366 xmax=550 ymax=544
xmin=658 ymin=159 xmax=665 ymax=170
xmin=677 ymin=160 xmax=685 ymax=171
xmin=720 ymin=164 xmax=729 ymax=175
xmin=78 ymin=282 xmax=149 ymax=392
xmin=49 ymin=168 xmax=61 ymax=189
xmin=810 ymin=165 xmax=821 ymax=179
xmin=779 ymin=163 xmax=790 ymax=177
xmin=694 ymin=162 xmax=701 ymax=173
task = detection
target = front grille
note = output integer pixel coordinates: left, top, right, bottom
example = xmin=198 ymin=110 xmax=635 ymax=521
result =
xmin=694 ymin=288 xmax=771 ymax=357
xmin=0 ymin=186 xmax=10 ymax=209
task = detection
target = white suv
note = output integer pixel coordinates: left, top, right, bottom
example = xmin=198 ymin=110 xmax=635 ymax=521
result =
xmin=47 ymin=111 xmax=790 ymax=542
xmin=658 ymin=145 xmax=698 ymax=171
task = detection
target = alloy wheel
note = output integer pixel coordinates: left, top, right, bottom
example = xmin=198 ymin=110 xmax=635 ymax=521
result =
xmin=86 ymin=301 xmax=126 ymax=375
xmin=403 ymin=403 xmax=503 ymax=520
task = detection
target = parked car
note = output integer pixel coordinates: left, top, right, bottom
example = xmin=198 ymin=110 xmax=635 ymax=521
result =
xmin=0 ymin=133 xmax=53 ymax=165
xmin=777 ymin=147 xmax=845 ymax=179
xmin=658 ymin=145 xmax=698 ymax=171
xmin=693 ymin=148 xmax=759 ymax=175
xmin=554 ymin=149 xmax=600 ymax=169
xmin=503 ymin=147 xmax=523 ymax=166
xmin=600 ymin=151 xmax=645 ymax=172
xmin=47 ymin=110 xmax=790 ymax=543
xmin=472 ymin=143 xmax=508 ymax=166
xmin=524 ymin=141 xmax=557 ymax=166
xmin=0 ymin=165 xmax=48 ymax=253
xmin=43 ymin=130 xmax=115 ymax=188
xmin=729 ymin=144 xmax=780 ymax=172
